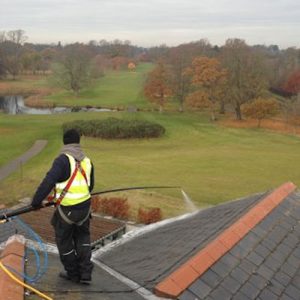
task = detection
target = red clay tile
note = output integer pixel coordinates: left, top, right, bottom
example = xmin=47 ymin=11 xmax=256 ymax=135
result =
xmin=219 ymin=230 xmax=241 ymax=249
xmin=190 ymin=251 xmax=215 ymax=274
xmin=170 ymin=264 xmax=199 ymax=290
xmin=154 ymin=277 xmax=182 ymax=299
xmin=206 ymin=240 xmax=228 ymax=260
xmin=232 ymin=220 xmax=251 ymax=237
xmin=0 ymin=235 xmax=25 ymax=300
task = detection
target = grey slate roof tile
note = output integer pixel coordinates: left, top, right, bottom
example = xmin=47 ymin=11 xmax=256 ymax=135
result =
xmin=178 ymin=290 xmax=199 ymax=300
xmin=187 ymin=279 xmax=211 ymax=299
xmin=230 ymin=266 xmax=250 ymax=285
xmin=231 ymin=291 xmax=251 ymax=300
xmin=239 ymin=281 xmax=261 ymax=299
xmin=219 ymin=252 xmax=239 ymax=269
xmin=267 ymin=279 xmax=286 ymax=296
xmin=209 ymin=285 xmax=232 ymax=300
xmin=200 ymin=269 xmax=223 ymax=288
xmin=255 ymin=264 xmax=275 ymax=280
xmin=220 ymin=275 xmax=240 ymax=294
xmin=280 ymin=294 xmax=296 ymax=300
xmin=247 ymin=273 xmax=267 ymax=291
xmin=247 ymin=251 xmax=265 ymax=266
xmin=285 ymin=285 xmax=300 ymax=300
xmin=210 ymin=260 xmax=231 ymax=277
xmin=258 ymin=288 xmax=279 ymax=300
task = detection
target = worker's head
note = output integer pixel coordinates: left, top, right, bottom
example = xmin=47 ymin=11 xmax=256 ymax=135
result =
xmin=63 ymin=129 xmax=80 ymax=145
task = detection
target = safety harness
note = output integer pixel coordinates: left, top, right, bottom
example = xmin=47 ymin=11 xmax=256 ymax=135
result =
xmin=48 ymin=160 xmax=91 ymax=226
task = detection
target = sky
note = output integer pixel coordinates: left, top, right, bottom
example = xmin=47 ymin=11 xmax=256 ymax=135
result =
xmin=1 ymin=0 xmax=299 ymax=48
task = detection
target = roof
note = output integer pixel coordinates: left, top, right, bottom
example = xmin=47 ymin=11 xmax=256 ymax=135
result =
xmin=93 ymin=182 xmax=299 ymax=299
xmin=1 ymin=182 xmax=299 ymax=299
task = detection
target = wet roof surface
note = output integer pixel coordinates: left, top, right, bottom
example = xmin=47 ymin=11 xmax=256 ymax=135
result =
xmin=25 ymin=253 xmax=145 ymax=300
xmin=95 ymin=192 xmax=267 ymax=291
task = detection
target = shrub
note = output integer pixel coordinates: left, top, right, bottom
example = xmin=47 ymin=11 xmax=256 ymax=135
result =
xmin=137 ymin=207 xmax=162 ymax=224
xmin=91 ymin=196 xmax=129 ymax=220
xmin=62 ymin=117 xmax=165 ymax=139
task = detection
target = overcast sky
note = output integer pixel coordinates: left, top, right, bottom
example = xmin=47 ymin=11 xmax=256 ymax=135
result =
xmin=1 ymin=0 xmax=299 ymax=48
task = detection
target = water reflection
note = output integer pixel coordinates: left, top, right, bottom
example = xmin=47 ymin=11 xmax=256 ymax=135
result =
xmin=0 ymin=96 xmax=112 ymax=115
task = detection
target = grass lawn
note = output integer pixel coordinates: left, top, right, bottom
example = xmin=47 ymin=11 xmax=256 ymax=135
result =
xmin=46 ymin=63 xmax=154 ymax=109
xmin=1 ymin=111 xmax=300 ymax=220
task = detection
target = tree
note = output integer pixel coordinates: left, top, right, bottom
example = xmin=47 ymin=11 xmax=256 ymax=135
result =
xmin=0 ymin=29 xmax=27 ymax=79
xmin=50 ymin=43 xmax=93 ymax=96
xmin=220 ymin=39 xmax=268 ymax=120
xmin=186 ymin=56 xmax=227 ymax=120
xmin=144 ymin=61 xmax=172 ymax=112
xmin=283 ymin=70 xmax=300 ymax=96
xmin=168 ymin=46 xmax=192 ymax=112
xmin=242 ymin=97 xmax=279 ymax=127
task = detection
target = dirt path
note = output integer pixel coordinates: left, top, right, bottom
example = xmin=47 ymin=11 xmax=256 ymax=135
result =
xmin=0 ymin=140 xmax=48 ymax=181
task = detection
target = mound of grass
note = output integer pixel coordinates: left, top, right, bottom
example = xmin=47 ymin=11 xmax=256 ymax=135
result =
xmin=63 ymin=117 xmax=165 ymax=139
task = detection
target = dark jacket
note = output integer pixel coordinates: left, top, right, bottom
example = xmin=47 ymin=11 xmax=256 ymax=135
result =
xmin=31 ymin=154 xmax=94 ymax=208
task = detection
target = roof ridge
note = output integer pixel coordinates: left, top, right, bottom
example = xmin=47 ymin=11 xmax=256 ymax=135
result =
xmin=154 ymin=182 xmax=297 ymax=299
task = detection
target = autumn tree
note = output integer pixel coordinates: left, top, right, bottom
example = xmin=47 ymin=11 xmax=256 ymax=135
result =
xmin=128 ymin=62 xmax=136 ymax=71
xmin=50 ymin=43 xmax=93 ymax=96
xmin=220 ymin=39 xmax=268 ymax=120
xmin=144 ymin=61 xmax=172 ymax=112
xmin=242 ymin=97 xmax=279 ymax=127
xmin=186 ymin=56 xmax=227 ymax=120
xmin=283 ymin=70 xmax=300 ymax=97
xmin=168 ymin=46 xmax=192 ymax=112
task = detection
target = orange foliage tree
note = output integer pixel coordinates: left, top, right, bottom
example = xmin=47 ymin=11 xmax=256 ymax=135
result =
xmin=242 ymin=97 xmax=279 ymax=127
xmin=283 ymin=70 xmax=300 ymax=96
xmin=186 ymin=56 xmax=227 ymax=120
xmin=144 ymin=61 xmax=172 ymax=112
xmin=128 ymin=62 xmax=136 ymax=71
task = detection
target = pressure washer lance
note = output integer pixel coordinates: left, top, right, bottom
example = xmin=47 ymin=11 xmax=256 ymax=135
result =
xmin=0 ymin=186 xmax=180 ymax=222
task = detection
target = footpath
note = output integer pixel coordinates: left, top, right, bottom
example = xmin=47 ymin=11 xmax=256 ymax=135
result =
xmin=0 ymin=140 xmax=48 ymax=181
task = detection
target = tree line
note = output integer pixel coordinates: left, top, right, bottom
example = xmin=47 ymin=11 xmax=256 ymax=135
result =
xmin=0 ymin=30 xmax=299 ymax=124
xmin=143 ymin=39 xmax=300 ymax=124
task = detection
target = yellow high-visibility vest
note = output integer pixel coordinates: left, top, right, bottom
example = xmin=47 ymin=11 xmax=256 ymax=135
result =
xmin=55 ymin=154 xmax=92 ymax=206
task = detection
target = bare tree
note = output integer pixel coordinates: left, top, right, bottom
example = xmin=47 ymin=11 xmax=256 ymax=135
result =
xmin=220 ymin=39 xmax=268 ymax=120
xmin=0 ymin=30 xmax=27 ymax=79
xmin=50 ymin=43 xmax=93 ymax=96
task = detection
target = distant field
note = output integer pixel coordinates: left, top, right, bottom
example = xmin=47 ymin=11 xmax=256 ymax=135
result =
xmin=46 ymin=63 xmax=154 ymax=109
xmin=1 ymin=111 xmax=300 ymax=220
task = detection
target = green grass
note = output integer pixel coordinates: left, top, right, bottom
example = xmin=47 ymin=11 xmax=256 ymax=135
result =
xmin=1 ymin=63 xmax=300 ymax=219
xmin=46 ymin=63 xmax=154 ymax=109
xmin=1 ymin=111 xmax=300 ymax=219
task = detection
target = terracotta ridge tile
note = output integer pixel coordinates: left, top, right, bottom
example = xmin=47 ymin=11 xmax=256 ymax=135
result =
xmin=0 ymin=235 xmax=25 ymax=300
xmin=154 ymin=182 xmax=296 ymax=299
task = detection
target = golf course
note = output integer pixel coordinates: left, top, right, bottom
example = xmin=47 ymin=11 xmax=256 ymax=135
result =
xmin=1 ymin=63 xmax=300 ymax=219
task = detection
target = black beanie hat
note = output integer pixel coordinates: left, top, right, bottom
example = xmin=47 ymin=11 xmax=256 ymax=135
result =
xmin=63 ymin=129 xmax=80 ymax=145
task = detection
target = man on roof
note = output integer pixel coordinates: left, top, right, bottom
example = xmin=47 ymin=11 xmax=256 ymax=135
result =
xmin=31 ymin=128 xmax=94 ymax=284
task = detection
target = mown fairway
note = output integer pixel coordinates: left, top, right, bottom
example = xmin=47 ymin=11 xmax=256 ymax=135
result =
xmin=46 ymin=63 xmax=154 ymax=109
xmin=1 ymin=110 xmax=300 ymax=219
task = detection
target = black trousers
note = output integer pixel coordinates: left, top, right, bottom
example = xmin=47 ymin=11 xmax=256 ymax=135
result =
xmin=51 ymin=204 xmax=93 ymax=279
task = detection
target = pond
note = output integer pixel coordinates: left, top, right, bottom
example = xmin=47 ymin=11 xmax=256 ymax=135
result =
xmin=0 ymin=96 xmax=112 ymax=115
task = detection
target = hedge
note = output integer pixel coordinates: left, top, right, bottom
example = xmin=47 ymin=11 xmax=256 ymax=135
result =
xmin=63 ymin=117 xmax=165 ymax=139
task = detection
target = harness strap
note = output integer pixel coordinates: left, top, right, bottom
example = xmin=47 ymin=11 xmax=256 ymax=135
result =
xmin=57 ymin=205 xmax=91 ymax=226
